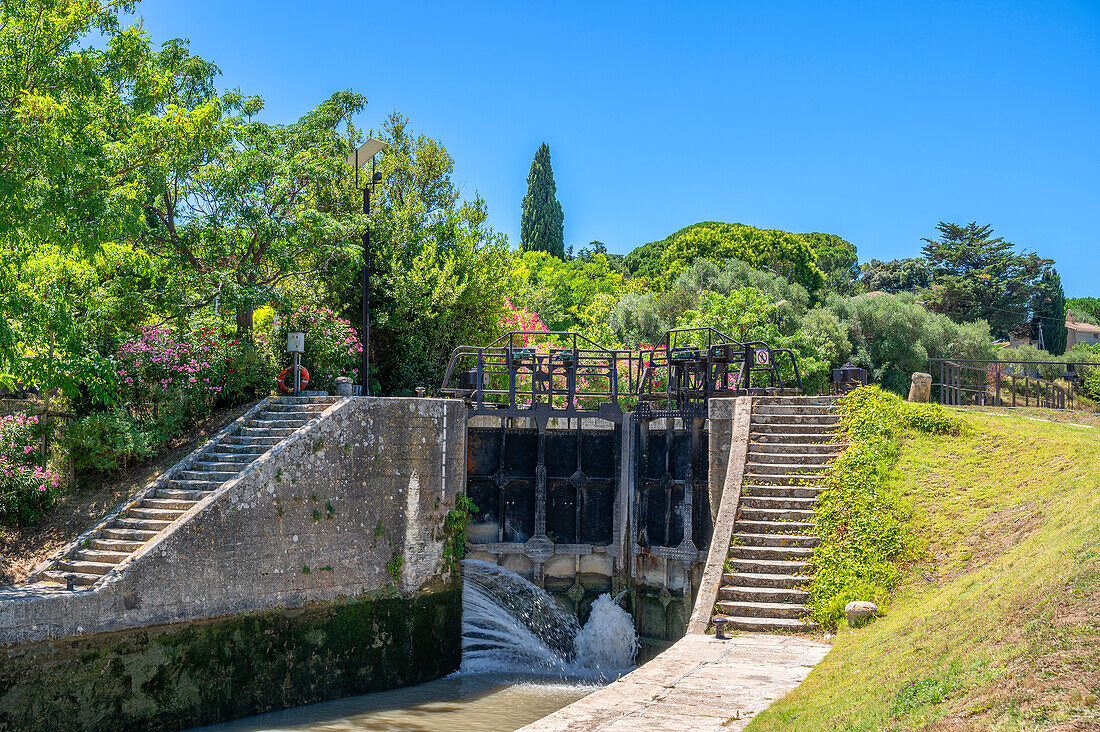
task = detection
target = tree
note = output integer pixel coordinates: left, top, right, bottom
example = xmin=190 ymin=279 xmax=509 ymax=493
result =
xmin=520 ymin=143 xmax=564 ymax=258
xmin=801 ymin=232 xmax=859 ymax=296
xmin=623 ymin=221 xmax=826 ymax=296
xmin=859 ymin=258 xmax=931 ymax=294
xmin=1031 ymin=268 xmax=1067 ymax=355
xmin=921 ymin=222 xmax=1050 ymax=338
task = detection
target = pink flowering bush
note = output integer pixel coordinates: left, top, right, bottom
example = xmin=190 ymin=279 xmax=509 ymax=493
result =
xmin=0 ymin=413 xmax=61 ymax=525
xmin=270 ymin=306 xmax=363 ymax=394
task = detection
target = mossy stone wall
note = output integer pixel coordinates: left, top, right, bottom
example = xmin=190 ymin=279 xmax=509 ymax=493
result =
xmin=0 ymin=586 xmax=461 ymax=732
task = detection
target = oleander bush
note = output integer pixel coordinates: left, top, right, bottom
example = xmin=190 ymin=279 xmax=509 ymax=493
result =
xmin=0 ymin=413 xmax=61 ymax=525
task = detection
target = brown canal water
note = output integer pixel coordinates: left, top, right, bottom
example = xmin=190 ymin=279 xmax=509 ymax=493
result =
xmin=190 ymin=673 xmax=598 ymax=732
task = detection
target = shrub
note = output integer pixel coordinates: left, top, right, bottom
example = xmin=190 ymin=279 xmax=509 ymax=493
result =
xmin=809 ymin=386 xmax=965 ymax=629
xmin=62 ymin=409 xmax=152 ymax=474
xmin=0 ymin=413 xmax=61 ymax=525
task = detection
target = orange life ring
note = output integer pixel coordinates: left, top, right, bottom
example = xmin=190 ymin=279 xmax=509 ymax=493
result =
xmin=276 ymin=366 xmax=310 ymax=393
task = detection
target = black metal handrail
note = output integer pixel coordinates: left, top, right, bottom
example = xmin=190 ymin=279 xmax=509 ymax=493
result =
xmin=927 ymin=358 xmax=1094 ymax=409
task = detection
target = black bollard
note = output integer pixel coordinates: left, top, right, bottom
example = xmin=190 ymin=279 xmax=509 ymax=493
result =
xmin=714 ymin=616 xmax=728 ymax=640
xmin=65 ymin=574 xmax=76 ymax=591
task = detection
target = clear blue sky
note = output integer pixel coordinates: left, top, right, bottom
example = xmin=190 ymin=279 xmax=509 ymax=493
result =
xmin=130 ymin=1 xmax=1099 ymax=296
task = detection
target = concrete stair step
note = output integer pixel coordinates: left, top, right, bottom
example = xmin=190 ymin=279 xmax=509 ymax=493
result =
xmin=739 ymin=506 xmax=815 ymax=522
xmin=726 ymin=557 xmax=813 ymax=574
xmin=734 ymin=532 xmax=819 ymax=548
xmin=90 ymin=538 xmax=145 ymax=552
xmin=753 ymin=404 xmax=839 ymax=415
xmin=742 ymin=484 xmax=823 ymax=498
xmin=191 ymin=461 xmax=244 ymax=472
xmin=743 ymin=474 xmax=826 ymax=486
xmin=201 ymin=452 xmax=257 ymax=462
xmin=749 ymin=442 xmax=848 ymax=455
xmin=735 ymin=519 xmax=814 ymax=534
xmin=55 ymin=559 xmax=116 ymax=576
xmin=714 ymin=615 xmax=820 ymax=633
xmin=169 ymin=479 xmax=224 ymax=491
xmin=750 ymin=431 xmax=844 ymax=444
xmin=722 ymin=571 xmax=810 ymax=589
xmin=41 ymin=571 xmax=100 ymax=587
xmin=226 ymin=435 xmax=282 ymax=446
xmin=102 ymin=527 xmax=158 ymax=541
xmin=746 ymin=462 xmax=828 ymax=475
xmin=240 ymin=422 xmax=299 ymax=433
xmin=752 ymin=414 xmax=840 ymax=426
xmin=127 ymin=506 xmax=186 ymax=519
xmin=730 ymin=545 xmax=816 ymax=561
xmin=276 ymin=396 xmax=336 ymax=405
xmin=141 ymin=497 xmax=199 ymax=511
xmin=179 ymin=470 xmax=237 ymax=482
xmin=267 ymin=403 xmax=326 ymax=414
xmin=719 ymin=585 xmax=809 ymax=603
xmin=155 ymin=488 xmax=211 ymax=501
xmin=73 ymin=549 xmax=129 ymax=564
xmin=754 ymin=396 xmax=838 ymax=406
xmin=716 ymin=600 xmax=810 ymax=619
xmin=741 ymin=495 xmax=819 ymax=511
xmin=113 ymin=517 xmax=172 ymax=531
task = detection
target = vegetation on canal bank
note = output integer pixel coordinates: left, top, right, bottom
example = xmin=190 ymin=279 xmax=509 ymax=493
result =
xmin=750 ymin=409 xmax=1100 ymax=731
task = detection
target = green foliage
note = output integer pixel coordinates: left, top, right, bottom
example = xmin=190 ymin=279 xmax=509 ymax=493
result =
xmin=610 ymin=292 xmax=665 ymax=349
xmin=829 ymin=292 xmax=996 ymax=394
xmin=519 ymin=142 xmax=564 ymax=258
xmin=1031 ymin=268 xmax=1067 ymax=355
xmin=386 ymin=551 xmax=404 ymax=583
xmin=62 ymin=409 xmax=153 ymax=474
xmin=801 ymin=232 xmax=860 ymax=296
xmin=810 ymin=386 xmax=966 ymax=629
xmin=1066 ymin=297 xmax=1100 ymax=324
xmin=0 ymin=412 xmax=61 ymax=525
xmin=858 ymin=257 xmax=931 ymax=294
xmin=442 ymin=493 xmax=478 ymax=572
xmin=922 ymin=221 xmax=1051 ymax=338
xmin=623 ymin=221 xmax=825 ymax=296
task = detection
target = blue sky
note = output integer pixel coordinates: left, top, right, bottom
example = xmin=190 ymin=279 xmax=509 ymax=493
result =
xmin=130 ymin=1 xmax=1099 ymax=295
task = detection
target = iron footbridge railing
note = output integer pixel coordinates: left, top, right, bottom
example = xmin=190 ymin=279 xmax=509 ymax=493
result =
xmin=441 ymin=329 xmax=803 ymax=422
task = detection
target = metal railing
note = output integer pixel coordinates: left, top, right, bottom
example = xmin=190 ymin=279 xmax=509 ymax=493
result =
xmin=928 ymin=358 xmax=1100 ymax=410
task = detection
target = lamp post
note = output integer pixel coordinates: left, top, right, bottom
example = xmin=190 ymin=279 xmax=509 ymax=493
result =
xmin=347 ymin=138 xmax=387 ymax=396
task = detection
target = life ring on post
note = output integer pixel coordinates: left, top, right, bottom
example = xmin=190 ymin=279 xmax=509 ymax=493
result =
xmin=276 ymin=366 xmax=310 ymax=393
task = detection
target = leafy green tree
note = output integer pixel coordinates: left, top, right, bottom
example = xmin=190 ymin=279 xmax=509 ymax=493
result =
xmin=801 ymin=232 xmax=859 ymax=296
xmin=859 ymin=258 xmax=931 ymax=294
xmin=1031 ymin=268 xmax=1067 ymax=355
xmin=921 ymin=222 xmax=1050 ymax=338
xmin=1067 ymin=298 xmax=1100 ymax=325
xmin=520 ymin=142 xmax=564 ymax=258
xmin=623 ymin=222 xmax=825 ymax=296
xmin=610 ymin=292 xmax=665 ymax=348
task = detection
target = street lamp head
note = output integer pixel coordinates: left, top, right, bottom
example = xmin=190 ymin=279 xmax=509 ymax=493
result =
xmin=346 ymin=138 xmax=388 ymax=170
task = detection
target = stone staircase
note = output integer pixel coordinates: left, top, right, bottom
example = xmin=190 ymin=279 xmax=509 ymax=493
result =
xmin=714 ymin=395 xmax=845 ymax=632
xmin=39 ymin=396 xmax=337 ymax=587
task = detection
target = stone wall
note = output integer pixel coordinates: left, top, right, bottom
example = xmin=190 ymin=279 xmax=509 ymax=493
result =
xmin=0 ymin=397 xmax=466 ymax=731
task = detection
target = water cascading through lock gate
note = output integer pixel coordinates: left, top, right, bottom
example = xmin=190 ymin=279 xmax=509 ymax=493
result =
xmin=460 ymin=559 xmax=639 ymax=677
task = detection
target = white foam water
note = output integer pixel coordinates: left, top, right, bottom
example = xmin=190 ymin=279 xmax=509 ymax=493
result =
xmin=460 ymin=559 xmax=638 ymax=678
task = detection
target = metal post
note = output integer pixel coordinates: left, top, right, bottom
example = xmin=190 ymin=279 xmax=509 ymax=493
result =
xmin=361 ymin=185 xmax=371 ymax=397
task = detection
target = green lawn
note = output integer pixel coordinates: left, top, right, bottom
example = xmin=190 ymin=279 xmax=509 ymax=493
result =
xmin=749 ymin=409 xmax=1100 ymax=731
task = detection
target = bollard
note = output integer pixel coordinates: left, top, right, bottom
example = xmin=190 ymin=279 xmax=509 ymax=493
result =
xmin=415 ymin=387 xmax=426 ymax=398
xmin=908 ymin=372 xmax=932 ymax=403
xmin=713 ymin=616 xmax=728 ymax=640
xmin=65 ymin=574 xmax=76 ymax=591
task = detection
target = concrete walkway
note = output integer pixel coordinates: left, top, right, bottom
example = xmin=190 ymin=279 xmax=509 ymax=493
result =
xmin=519 ymin=633 xmax=830 ymax=732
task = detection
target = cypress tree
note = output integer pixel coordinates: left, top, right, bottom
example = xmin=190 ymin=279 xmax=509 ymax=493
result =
xmin=1033 ymin=268 xmax=1068 ymax=355
xmin=520 ymin=143 xmax=565 ymax=258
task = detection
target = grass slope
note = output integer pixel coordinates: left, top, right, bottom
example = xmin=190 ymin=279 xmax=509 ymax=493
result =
xmin=749 ymin=409 xmax=1100 ymax=731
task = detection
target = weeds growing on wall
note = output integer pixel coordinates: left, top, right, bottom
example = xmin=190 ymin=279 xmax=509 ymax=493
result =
xmin=809 ymin=386 xmax=965 ymax=628
xmin=441 ymin=493 xmax=477 ymax=573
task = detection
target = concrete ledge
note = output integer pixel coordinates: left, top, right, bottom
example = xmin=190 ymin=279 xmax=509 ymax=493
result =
xmin=688 ymin=396 xmax=751 ymax=634
xmin=519 ymin=633 xmax=830 ymax=731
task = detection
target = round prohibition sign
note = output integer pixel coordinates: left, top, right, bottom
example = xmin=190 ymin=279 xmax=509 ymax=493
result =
xmin=754 ymin=349 xmax=771 ymax=366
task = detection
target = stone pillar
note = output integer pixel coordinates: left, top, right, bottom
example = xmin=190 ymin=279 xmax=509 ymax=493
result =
xmin=908 ymin=372 xmax=932 ymax=402
xmin=335 ymin=377 xmax=354 ymax=396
